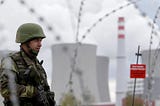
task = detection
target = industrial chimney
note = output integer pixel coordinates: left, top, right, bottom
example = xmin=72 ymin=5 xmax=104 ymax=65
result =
xmin=116 ymin=17 xmax=127 ymax=106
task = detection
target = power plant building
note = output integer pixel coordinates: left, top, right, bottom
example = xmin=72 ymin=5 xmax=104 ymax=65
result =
xmin=116 ymin=17 xmax=127 ymax=106
xmin=126 ymin=49 xmax=160 ymax=106
xmin=51 ymin=43 xmax=111 ymax=104
xmin=142 ymin=49 xmax=160 ymax=100
xmin=96 ymin=56 xmax=110 ymax=102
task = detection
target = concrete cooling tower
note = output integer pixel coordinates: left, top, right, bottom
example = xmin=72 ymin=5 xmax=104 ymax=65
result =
xmin=142 ymin=49 xmax=160 ymax=77
xmin=142 ymin=49 xmax=160 ymax=100
xmin=51 ymin=43 xmax=98 ymax=104
xmin=96 ymin=56 xmax=110 ymax=102
xmin=51 ymin=43 xmax=111 ymax=104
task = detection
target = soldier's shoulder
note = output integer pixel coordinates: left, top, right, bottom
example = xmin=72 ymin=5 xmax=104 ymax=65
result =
xmin=9 ymin=51 xmax=23 ymax=61
xmin=0 ymin=51 xmax=17 ymax=63
xmin=0 ymin=51 xmax=20 ymax=73
xmin=9 ymin=51 xmax=20 ymax=57
xmin=0 ymin=51 xmax=19 ymax=68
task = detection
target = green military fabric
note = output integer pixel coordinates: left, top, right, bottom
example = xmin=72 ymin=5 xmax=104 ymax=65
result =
xmin=0 ymin=50 xmax=52 ymax=106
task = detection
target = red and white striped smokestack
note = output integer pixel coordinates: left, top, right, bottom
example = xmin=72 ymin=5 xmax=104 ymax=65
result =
xmin=116 ymin=17 xmax=127 ymax=106
xmin=118 ymin=17 xmax=125 ymax=39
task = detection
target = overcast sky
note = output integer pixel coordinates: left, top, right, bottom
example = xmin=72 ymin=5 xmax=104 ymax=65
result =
xmin=0 ymin=0 xmax=160 ymax=102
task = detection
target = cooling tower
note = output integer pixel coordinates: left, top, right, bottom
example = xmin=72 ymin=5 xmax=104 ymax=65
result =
xmin=51 ymin=43 xmax=100 ymax=104
xmin=142 ymin=49 xmax=160 ymax=77
xmin=142 ymin=49 xmax=160 ymax=100
xmin=96 ymin=56 xmax=110 ymax=102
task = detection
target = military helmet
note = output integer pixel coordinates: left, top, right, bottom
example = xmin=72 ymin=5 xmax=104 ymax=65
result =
xmin=16 ymin=23 xmax=46 ymax=43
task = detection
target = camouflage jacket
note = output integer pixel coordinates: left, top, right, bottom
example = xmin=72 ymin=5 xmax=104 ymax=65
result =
xmin=0 ymin=50 xmax=50 ymax=105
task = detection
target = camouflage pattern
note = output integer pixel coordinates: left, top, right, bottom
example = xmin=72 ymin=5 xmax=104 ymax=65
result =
xmin=0 ymin=50 xmax=54 ymax=106
xmin=16 ymin=23 xmax=46 ymax=43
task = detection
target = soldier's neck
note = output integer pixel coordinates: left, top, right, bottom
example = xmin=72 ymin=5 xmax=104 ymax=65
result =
xmin=20 ymin=45 xmax=37 ymax=60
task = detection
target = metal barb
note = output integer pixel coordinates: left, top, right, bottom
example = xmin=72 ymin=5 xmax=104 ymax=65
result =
xmin=17 ymin=0 xmax=61 ymax=42
xmin=79 ymin=0 xmax=142 ymax=43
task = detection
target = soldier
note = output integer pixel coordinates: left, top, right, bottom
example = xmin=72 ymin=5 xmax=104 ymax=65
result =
xmin=0 ymin=23 xmax=56 ymax=106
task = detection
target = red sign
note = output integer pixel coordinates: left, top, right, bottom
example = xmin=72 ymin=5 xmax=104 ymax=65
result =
xmin=130 ymin=64 xmax=146 ymax=78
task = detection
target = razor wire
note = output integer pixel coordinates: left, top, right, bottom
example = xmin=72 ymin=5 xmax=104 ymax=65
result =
xmin=78 ymin=0 xmax=142 ymax=43
xmin=14 ymin=0 xmax=160 ymax=105
xmin=67 ymin=0 xmax=85 ymax=90
xmin=65 ymin=1 xmax=94 ymax=101
xmin=67 ymin=0 xmax=141 ymax=86
xmin=65 ymin=0 xmax=142 ymax=102
xmin=65 ymin=1 xmax=98 ymax=103
xmin=18 ymin=0 xmax=62 ymax=41
xmin=69 ymin=0 xmax=160 ymax=104
xmin=145 ymin=6 xmax=160 ymax=106
xmin=67 ymin=43 xmax=82 ymax=92
xmin=1 ymin=57 xmax=19 ymax=106
xmin=75 ymin=0 xmax=86 ymax=42
xmin=0 ymin=0 xmax=4 ymax=4
xmin=2 ymin=0 xmax=160 ymax=105
xmin=61 ymin=42 xmax=94 ymax=105
xmin=66 ymin=44 xmax=79 ymax=92
xmin=69 ymin=0 xmax=142 ymax=87
xmin=148 ymin=6 xmax=160 ymax=77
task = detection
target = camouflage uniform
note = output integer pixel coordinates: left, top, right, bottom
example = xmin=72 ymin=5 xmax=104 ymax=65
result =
xmin=0 ymin=23 xmax=55 ymax=106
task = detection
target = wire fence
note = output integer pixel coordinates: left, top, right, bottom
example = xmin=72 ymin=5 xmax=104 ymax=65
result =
xmin=1 ymin=0 xmax=160 ymax=105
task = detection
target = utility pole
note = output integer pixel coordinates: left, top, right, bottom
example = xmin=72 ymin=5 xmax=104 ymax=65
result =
xmin=132 ymin=45 xmax=142 ymax=106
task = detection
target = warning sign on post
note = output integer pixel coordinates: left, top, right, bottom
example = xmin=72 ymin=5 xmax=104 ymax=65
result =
xmin=130 ymin=64 xmax=146 ymax=78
